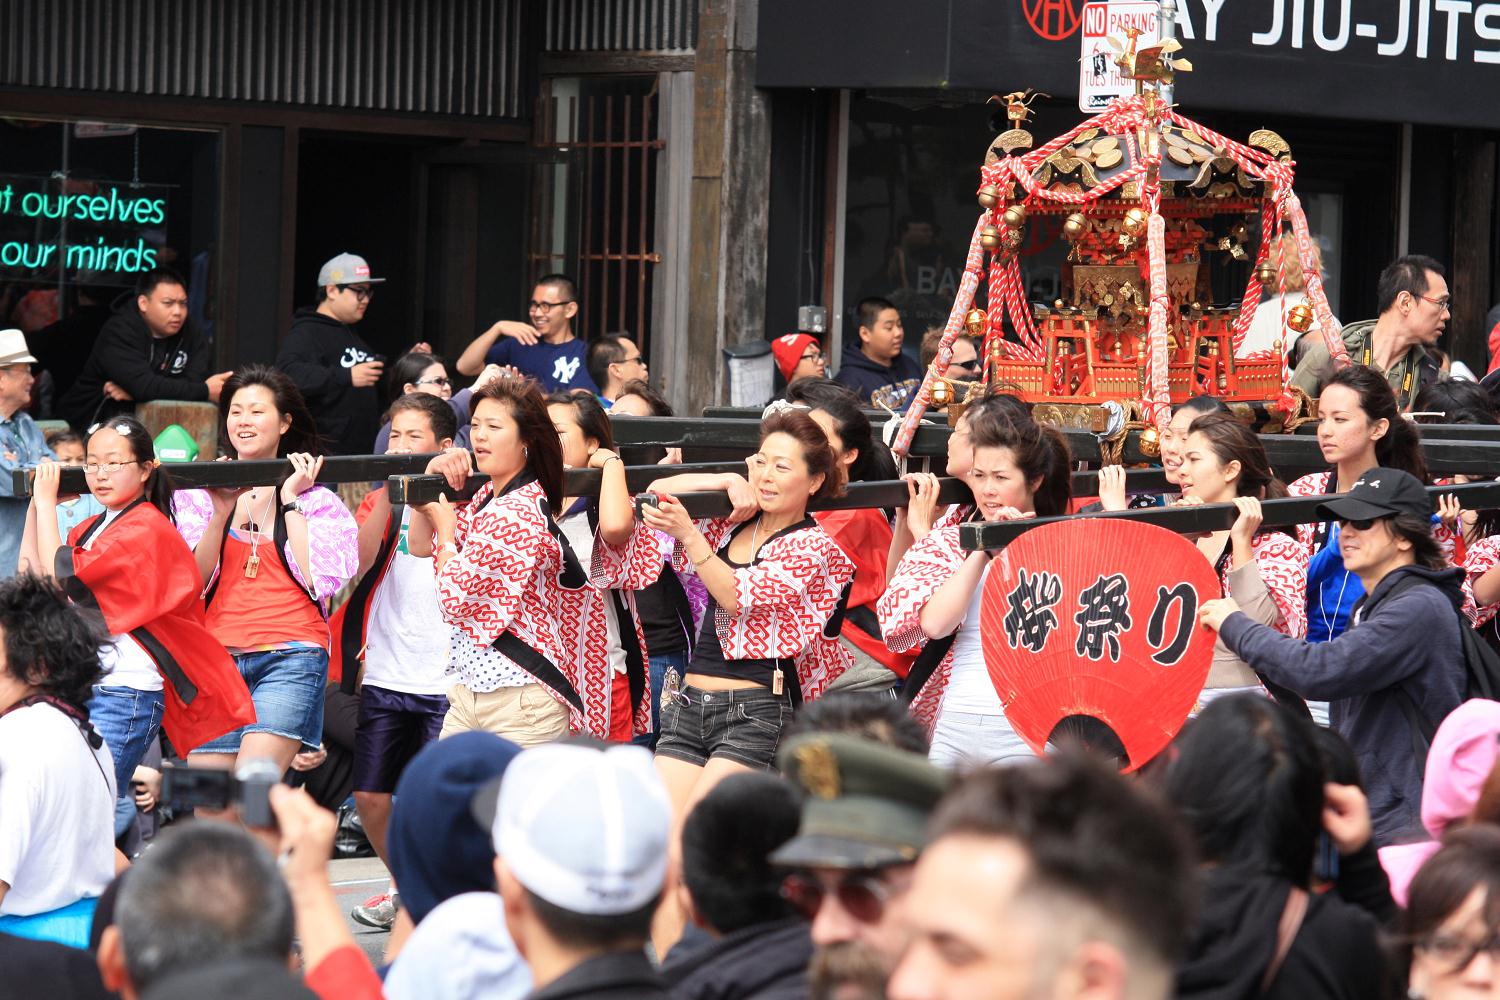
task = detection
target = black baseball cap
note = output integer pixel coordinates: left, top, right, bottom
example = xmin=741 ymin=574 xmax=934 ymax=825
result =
xmin=1315 ymin=466 xmax=1431 ymax=523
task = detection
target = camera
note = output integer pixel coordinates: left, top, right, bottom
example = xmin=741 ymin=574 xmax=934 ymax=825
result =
xmin=634 ymin=491 xmax=661 ymax=520
xmin=162 ymin=758 xmax=281 ymax=828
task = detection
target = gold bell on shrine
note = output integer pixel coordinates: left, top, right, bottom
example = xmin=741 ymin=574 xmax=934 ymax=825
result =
xmin=1062 ymin=212 xmax=1089 ymax=241
xmin=964 ymin=308 xmax=988 ymax=335
xmin=1287 ymin=302 xmax=1314 ymax=333
xmin=1254 ymin=260 xmax=1277 ymax=286
xmin=1002 ymin=203 xmax=1028 ymax=230
xmin=930 ymin=380 xmax=951 ymax=406
xmin=1122 ymin=207 xmax=1148 ymax=237
xmin=977 ymin=183 xmax=1000 ymax=210
xmin=1138 ymin=425 xmax=1161 ymax=458
xmin=980 ymin=225 xmax=1004 ymax=250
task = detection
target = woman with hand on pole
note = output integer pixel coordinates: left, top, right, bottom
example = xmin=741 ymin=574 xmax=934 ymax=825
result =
xmin=175 ymin=366 xmax=357 ymax=775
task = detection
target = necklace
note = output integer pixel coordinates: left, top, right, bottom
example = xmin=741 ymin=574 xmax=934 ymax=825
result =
xmin=750 ymin=517 xmax=762 ymax=556
xmin=244 ymin=488 xmax=275 ymax=579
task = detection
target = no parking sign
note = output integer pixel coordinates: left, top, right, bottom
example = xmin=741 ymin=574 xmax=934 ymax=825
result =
xmin=1078 ymin=1 xmax=1160 ymax=112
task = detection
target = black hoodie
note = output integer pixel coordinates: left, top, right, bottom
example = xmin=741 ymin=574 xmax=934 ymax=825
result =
xmin=834 ymin=342 xmax=923 ymax=409
xmin=275 ymin=306 xmax=380 ymax=455
xmin=59 ymin=292 xmax=211 ymax=431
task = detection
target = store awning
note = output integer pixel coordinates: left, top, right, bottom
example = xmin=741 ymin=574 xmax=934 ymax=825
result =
xmin=757 ymin=0 xmax=1500 ymax=130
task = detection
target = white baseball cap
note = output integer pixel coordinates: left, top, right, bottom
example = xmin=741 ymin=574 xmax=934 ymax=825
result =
xmin=493 ymin=743 xmax=670 ymax=916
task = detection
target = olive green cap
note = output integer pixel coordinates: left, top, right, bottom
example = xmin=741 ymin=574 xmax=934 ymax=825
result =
xmin=771 ymin=732 xmax=951 ymax=870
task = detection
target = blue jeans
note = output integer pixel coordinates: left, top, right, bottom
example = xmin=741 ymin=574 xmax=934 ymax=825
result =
xmin=0 ymin=498 xmax=26 ymax=578
xmin=87 ymin=685 xmax=165 ymax=838
xmin=194 ymin=647 xmax=329 ymax=754
xmin=633 ymin=652 xmax=688 ymax=751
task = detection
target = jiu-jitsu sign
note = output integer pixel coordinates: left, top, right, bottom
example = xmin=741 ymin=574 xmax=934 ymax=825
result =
xmin=1078 ymin=1 xmax=1160 ymax=111
xmin=979 ymin=519 xmax=1217 ymax=770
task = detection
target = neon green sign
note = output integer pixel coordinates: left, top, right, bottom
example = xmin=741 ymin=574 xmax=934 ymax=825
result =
xmin=0 ymin=176 xmax=170 ymax=280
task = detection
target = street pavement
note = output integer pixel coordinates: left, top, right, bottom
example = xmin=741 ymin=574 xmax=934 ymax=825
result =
xmin=329 ymin=856 xmax=395 ymax=966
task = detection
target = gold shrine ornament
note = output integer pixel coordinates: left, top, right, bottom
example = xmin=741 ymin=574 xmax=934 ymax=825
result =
xmin=965 ymin=308 xmax=988 ymax=335
xmin=1287 ymin=303 xmax=1314 ymax=333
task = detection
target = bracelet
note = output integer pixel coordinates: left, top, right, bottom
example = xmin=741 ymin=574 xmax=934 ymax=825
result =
xmin=691 ymin=547 xmax=716 ymax=568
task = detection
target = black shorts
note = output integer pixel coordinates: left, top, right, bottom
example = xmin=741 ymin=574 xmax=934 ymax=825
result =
xmin=654 ymin=682 xmax=792 ymax=770
xmin=353 ymin=686 xmax=449 ymax=793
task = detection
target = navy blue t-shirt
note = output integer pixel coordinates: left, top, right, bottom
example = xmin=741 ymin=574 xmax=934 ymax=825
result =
xmin=484 ymin=337 xmax=598 ymax=394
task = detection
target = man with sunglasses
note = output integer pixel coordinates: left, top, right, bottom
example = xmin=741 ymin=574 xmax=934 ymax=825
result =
xmin=585 ymin=333 xmax=647 ymax=406
xmin=455 ymin=274 xmax=598 ymax=394
xmin=1201 ymin=467 xmax=1467 ymax=845
xmin=1291 ymin=255 xmax=1448 ymax=411
xmin=772 ymin=733 xmax=949 ymax=1000
xmin=277 ymin=252 xmax=390 ymax=454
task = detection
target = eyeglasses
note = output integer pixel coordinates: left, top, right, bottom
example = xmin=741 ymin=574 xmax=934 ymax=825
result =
xmin=1416 ymin=293 xmax=1452 ymax=310
xmin=84 ymin=461 xmax=139 ymax=478
xmin=340 ymin=285 xmax=374 ymax=301
xmin=1338 ymin=517 xmax=1379 ymax=532
xmin=780 ymin=870 xmax=894 ymax=924
xmin=415 ymin=376 xmax=451 ymax=388
xmin=1419 ymin=931 xmax=1500 ymax=972
xmin=0 ymin=364 xmax=30 ymax=378
xmin=529 ymin=300 xmax=573 ymax=313
xmin=799 ymin=350 xmax=825 ymax=363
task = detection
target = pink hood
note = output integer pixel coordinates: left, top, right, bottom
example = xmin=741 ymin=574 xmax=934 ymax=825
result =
xmin=1380 ymin=699 xmax=1500 ymax=907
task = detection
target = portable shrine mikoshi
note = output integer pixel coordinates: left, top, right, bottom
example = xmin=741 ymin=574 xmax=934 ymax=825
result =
xmin=891 ymin=30 xmax=1345 ymax=461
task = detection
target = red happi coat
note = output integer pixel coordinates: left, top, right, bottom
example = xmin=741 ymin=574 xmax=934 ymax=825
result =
xmin=437 ymin=480 xmax=590 ymax=730
xmin=581 ymin=516 xmax=665 ymax=737
xmin=59 ymin=499 xmax=255 ymax=752
xmin=670 ymin=517 xmax=856 ymax=699
xmin=877 ymin=524 xmax=967 ymax=733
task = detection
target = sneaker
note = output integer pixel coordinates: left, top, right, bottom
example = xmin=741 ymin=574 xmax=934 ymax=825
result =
xmin=350 ymin=891 xmax=399 ymax=930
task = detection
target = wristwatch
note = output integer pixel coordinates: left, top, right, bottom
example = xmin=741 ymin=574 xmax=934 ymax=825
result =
xmin=280 ymin=497 xmax=306 ymax=517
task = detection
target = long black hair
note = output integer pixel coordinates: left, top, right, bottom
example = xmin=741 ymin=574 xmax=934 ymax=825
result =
xmin=545 ymin=389 xmax=616 ymax=452
xmin=218 ymin=365 xmax=323 ymax=458
xmin=471 ymin=377 xmax=565 ymax=509
xmin=1323 ymin=364 xmax=1427 ymax=483
xmin=1163 ymin=694 xmax=1323 ymax=884
xmin=85 ymin=414 xmax=175 ymax=521
xmin=385 ymin=351 xmax=447 ymax=407
xmin=783 ymin=378 xmax=899 ymax=483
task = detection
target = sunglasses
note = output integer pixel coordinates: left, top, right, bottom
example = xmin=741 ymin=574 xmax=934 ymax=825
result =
xmin=780 ymin=870 xmax=893 ymax=924
xmin=1338 ymin=517 xmax=1380 ymax=531
xmin=415 ymin=376 xmax=451 ymax=388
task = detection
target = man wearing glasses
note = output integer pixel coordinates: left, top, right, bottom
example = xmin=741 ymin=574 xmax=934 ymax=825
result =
xmin=0 ymin=329 xmax=53 ymax=576
xmin=277 ymin=252 xmax=391 ymax=454
xmin=455 ymin=274 xmax=598 ymax=394
xmin=1290 ymin=255 xmax=1448 ymax=411
xmin=772 ymin=733 xmax=949 ymax=1000
xmin=586 ymin=333 xmax=648 ymax=406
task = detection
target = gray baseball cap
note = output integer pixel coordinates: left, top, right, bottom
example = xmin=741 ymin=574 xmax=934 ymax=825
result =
xmin=317 ymin=252 xmax=386 ymax=287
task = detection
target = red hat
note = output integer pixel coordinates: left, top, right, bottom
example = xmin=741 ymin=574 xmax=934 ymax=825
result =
xmin=772 ymin=333 xmax=819 ymax=381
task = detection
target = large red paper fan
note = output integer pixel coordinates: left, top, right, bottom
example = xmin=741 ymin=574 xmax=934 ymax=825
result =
xmin=979 ymin=518 xmax=1219 ymax=771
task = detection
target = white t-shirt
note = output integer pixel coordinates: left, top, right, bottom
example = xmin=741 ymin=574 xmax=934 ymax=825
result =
xmin=363 ymin=511 xmax=453 ymax=696
xmin=558 ymin=508 xmax=627 ymax=677
xmin=84 ymin=508 xmax=162 ymax=693
xmin=0 ymin=702 xmax=117 ymax=916
xmin=940 ymin=565 xmax=1006 ymax=715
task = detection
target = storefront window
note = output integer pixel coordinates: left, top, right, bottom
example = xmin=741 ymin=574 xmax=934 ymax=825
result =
xmin=0 ymin=117 xmax=219 ymax=417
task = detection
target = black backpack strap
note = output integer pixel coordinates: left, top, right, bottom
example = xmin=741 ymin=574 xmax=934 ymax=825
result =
xmin=1361 ymin=573 xmax=1444 ymax=770
xmin=491 ymin=631 xmax=585 ymax=715
xmin=900 ymin=633 xmax=958 ymax=704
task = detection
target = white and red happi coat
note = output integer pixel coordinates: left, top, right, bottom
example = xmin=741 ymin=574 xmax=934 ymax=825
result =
xmin=573 ymin=515 xmax=661 ymax=738
xmin=437 ymin=481 xmax=590 ymax=731
xmin=1221 ymin=531 xmax=1309 ymax=639
xmin=877 ymin=524 xmax=967 ymax=733
xmin=671 ymin=517 xmax=855 ymax=699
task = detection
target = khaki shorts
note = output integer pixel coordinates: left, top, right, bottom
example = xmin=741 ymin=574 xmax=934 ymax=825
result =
xmin=440 ymin=682 xmax=569 ymax=748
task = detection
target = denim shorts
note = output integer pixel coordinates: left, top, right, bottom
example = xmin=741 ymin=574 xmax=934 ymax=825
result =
xmin=192 ymin=647 xmax=329 ymax=754
xmin=654 ymin=680 xmax=793 ymax=770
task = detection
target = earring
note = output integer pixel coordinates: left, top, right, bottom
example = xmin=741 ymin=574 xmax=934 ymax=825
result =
xmin=523 ymin=446 xmax=529 ymax=459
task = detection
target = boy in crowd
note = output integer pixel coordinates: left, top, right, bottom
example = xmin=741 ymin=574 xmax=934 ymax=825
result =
xmin=340 ymin=391 xmax=459 ymax=929
xmin=835 ymin=297 xmax=923 ymax=410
